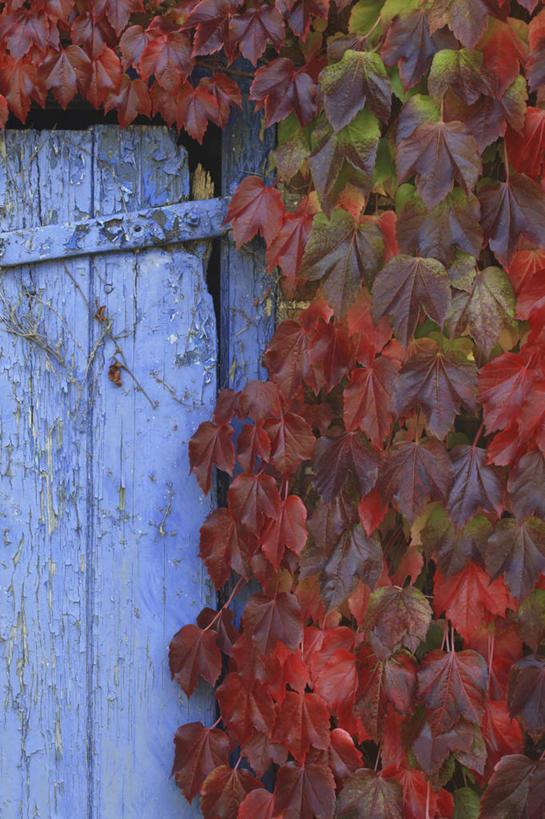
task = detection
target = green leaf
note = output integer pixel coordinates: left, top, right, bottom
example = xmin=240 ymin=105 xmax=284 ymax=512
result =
xmin=453 ymin=787 xmax=480 ymax=819
xmin=349 ymin=0 xmax=381 ymax=34
xmin=428 ymin=48 xmax=491 ymax=104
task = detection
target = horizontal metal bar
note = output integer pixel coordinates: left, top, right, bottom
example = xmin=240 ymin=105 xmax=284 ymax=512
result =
xmin=0 ymin=197 xmax=230 ymax=268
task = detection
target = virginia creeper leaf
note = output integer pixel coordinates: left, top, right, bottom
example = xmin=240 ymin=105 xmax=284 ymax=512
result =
xmin=250 ymin=57 xmax=318 ymax=126
xmin=228 ymin=473 xmax=281 ymax=533
xmin=343 ymin=356 xmax=398 ymax=446
xmin=509 ymin=655 xmax=545 ymax=739
xmin=216 ymin=673 xmax=275 ymax=745
xmin=230 ymin=6 xmax=284 ymax=65
xmin=199 ymin=507 xmax=249 ymax=587
xmin=480 ymin=754 xmax=545 ymax=819
xmin=428 ymin=48 xmax=492 ymax=105
xmin=422 ymin=506 xmax=491 ymax=577
xmin=320 ymin=49 xmax=391 ymax=130
xmin=486 ymin=517 xmax=545 ymax=601
xmin=273 ymin=690 xmax=330 ymax=762
xmin=261 ymin=494 xmax=307 ymax=570
xmin=479 ymin=173 xmax=545 ymax=264
xmin=169 ymin=624 xmax=222 ymax=697
xmin=273 ymin=761 xmax=336 ymax=819
xmin=313 ymin=431 xmax=379 ymax=503
xmin=428 ymin=0 xmax=490 ymax=50
xmin=508 ymin=451 xmax=545 ymax=521
xmin=395 ymin=338 xmax=477 ymax=439
xmin=172 ymin=721 xmax=229 ymax=804
xmin=381 ymin=9 xmax=438 ymax=90
xmin=225 ymin=176 xmax=284 ymax=249
xmin=265 ymin=411 xmax=315 ymax=475
xmin=396 ymin=120 xmax=481 ymax=208
xmin=381 ymin=438 xmax=452 ymax=523
xmin=417 ymin=649 xmax=488 ymax=734
xmin=364 ymin=586 xmax=432 ymax=659
xmin=336 ymin=769 xmax=403 ymax=818
xmin=371 ymin=254 xmax=451 ymax=346
xmin=299 ymin=209 xmax=384 ymax=317
xmin=447 ymin=445 xmax=504 ymax=529
xmin=242 ymin=592 xmax=303 ymax=654
xmin=200 ymin=765 xmax=260 ymax=819
xmin=319 ymin=524 xmax=383 ymax=610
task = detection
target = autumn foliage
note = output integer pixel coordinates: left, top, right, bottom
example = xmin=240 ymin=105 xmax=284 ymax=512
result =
xmin=5 ymin=0 xmax=545 ymax=816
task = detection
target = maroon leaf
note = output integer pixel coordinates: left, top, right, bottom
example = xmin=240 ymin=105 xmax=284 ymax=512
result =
xmin=417 ymin=649 xmax=488 ymax=734
xmin=336 ymin=769 xmax=403 ymax=818
xmin=201 ymin=765 xmax=260 ymax=819
xmin=299 ymin=209 xmax=384 ymax=317
xmin=486 ymin=517 xmax=545 ymax=601
xmin=273 ymin=690 xmax=330 ymax=762
xmin=199 ymin=508 xmax=249 ymax=587
xmin=395 ymin=339 xmax=477 ymax=438
xmin=480 ymin=754 xmax=545 ymax=819
xmin=320 ymin=49 xmax=391 ymax=130
xmin=172 ymin=721 xmax=229 ymax=804
xmin=189 ymin=420 xmax=234 ymax=494
xmin=422 ymin=506 xmax=491 ymax=577
xmin=343 ymin=355 xmax=399 ymax=446
xmin=242 ymin=592 xmax=303 ymax=654
xmin=265 ymin=320 xmax=309 ymax=399
xmin=381 ymin=438 xmax=452 ymax=523
xmin=265 ymin=412 xmax=315 ymax=475
xmin=381 ymin=9 xmax=438 ymax=90
xmin=329 ymin=728 xmax=363 ymax=781
xmin=216 ymin=673 xmax=275 ymax=745
xmin=371 ymin=254 xmax=451 ymax=347
xmin=261 ymin=494 xmax=307 ymax=570
xmin=273 ymin=761 xmax=336 ymax=819
xmin=428 ymin=0 xmax=490 ymax=50
xmin=169 ymin=624 xmax=222 ymax=697
xmin=509 ymin=655 xmax=545 ymax=739
xmin=250 ymin=57 xmax=318 ymax=126
xmin=313 ymin=431 xmax=379 ymax=503
xmin=138 ymin=25 xmax=193 ymax=90
xmin=356 ymin=646 xmax=417 ymax=738
xmin=319 ymin=524 xmax=383 ymax=611
xmin=230 ymin=6 xmax=284 ymax=65
xmin=508 ymin=451 xmax=545 ymax=520
xmin=479 ymin=173 xmax=545 ymax=264
xmin=228 ymin=473 xmax=281 ymax=533
xmin=238 ymin=789 xmax=276 ymax=819
xmin=183 ymin=0 xmax=241 ymax=61
xmin=363 ymin=586 xmax=432 ymax=659
xmin=448 ymin=445 xmax=504 ymax=529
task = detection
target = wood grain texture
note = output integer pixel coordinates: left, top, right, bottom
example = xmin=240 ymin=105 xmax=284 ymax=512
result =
xmin=0 ymin=126 xmax=216 ymax=818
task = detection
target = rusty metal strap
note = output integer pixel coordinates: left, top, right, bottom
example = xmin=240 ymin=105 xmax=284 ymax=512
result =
xmin=0 ymin=196 xmax=231 ymax=269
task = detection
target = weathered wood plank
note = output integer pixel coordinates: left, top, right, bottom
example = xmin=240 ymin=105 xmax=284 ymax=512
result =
xmin=0 ymin=126 xmax=217 ymax=818
xmin=220 ymin=75 xmax=276 ymax=391
xmin=89 ymin=126 xmax=216 ymax=818
xmin=0 ymin=197 xmax=229 ymax=268
xmin=0 ymin=130 xmax=93 ymax=818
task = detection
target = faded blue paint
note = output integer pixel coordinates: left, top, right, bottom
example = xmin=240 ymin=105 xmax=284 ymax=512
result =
xmin=0 ymin=196 xmax=229 ymax=268
xmin=0 ymin=126 xmax=216 ymax=817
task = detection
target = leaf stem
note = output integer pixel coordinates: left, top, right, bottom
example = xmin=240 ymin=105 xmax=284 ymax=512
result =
xmin=487 ymin=632 xmax=495 ymax=696
xmin=210 ymin=715 xmax=222 ymax=730
xmin=203 ymin=576 xmax=247 ymax=632
xmin=425 ymin=781 xmax=431 ymax=819
xmin=472 ymin=420 xmax=485 ymax=450
xmin=504 ymin=141 xmax=510 ymax=182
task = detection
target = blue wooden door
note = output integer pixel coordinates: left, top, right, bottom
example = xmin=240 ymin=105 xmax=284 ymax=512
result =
xmin=0 ymin=126 xmax=218 ymax=817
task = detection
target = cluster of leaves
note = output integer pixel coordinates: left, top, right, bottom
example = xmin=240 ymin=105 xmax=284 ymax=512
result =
xmin=167 ymin=0 xmax=545 ymax=816
xmin=11 ymin=0 xmax=545 ymax=816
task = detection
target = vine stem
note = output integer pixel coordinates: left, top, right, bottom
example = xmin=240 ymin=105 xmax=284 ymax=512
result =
xmin=487 ymin=632 xmax=495 ymax=696
xmin=203 ymin=576 xmax=247 ymax=632
xmin=472 ymin=420 xmax=485 ymax=450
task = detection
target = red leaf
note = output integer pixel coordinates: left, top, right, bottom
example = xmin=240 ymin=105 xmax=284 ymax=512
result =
xmin=479 ymin=173 xmax=545 ymax=263
xmin=225 ymin=176 xmax=284 ymax=249
xmin=169 ymin=624 xmax=222 ymax=696
xmin=216 ymin=673 xmax=275 ymax=745
xmin=189 ymin=420 xmax=234 ymax=494
xmin=422 ymin=506 xmax=491 ymax=577
xmin=200 ymin=71 xmax=242 ymax=128
xmin=482 ymin=700 xmax=524 ymax=778
xmin=343 ymin=356 xmax=398 ymax=445
xmin=139 ymin=25 xmax=193 ymax=91
xmin=447 ymin=445 xmax=504 ymax=529
xmin=261 ymin=494 xmax=307 ymax=570
xmin=1 ymin=56 xmax=41 ymax=122
xmin=44 ymin=47 xmax=79 ymax=108
xmin=336 ymin=769 xmax=403 ymax=818
xmin=228 ymin=473 xmax=281 ymax=534
xmin=242 ymin=733 xmax=288 ymax=778
xmin=237 ymin=789 xmax=276 ymax=819
xmin=328 ymin=728 xmax=363 ymax=781
xmin=433 ymin=563 xmax=514 ymax=641
xmin=119 ymin=23 xmax=148 ymax=68
xmin=508 ymin=451 xmax=545 ymax=521
xmin=381 ymin=438 xmax=452 ymax=523
xmin=314 ymin=648 xmax=358 ymax=714
xmin=320 ymin=49 xmax=391 ymax=130
xmin=265 ymin=412 xmax=315 ymax=475
xmin=382 ymin=9 xmax=439 ymax=90
xmin=93 ymin=0 xmax=143 ymax=34
xmin=104 ymin=74 xmax=151 ymax=127
xmin=478 ymin=348 xmax=540 ymax=434
xmin=172 ymin=721 xmax=229 ymax=804
xmin=417 ymin=649 xmax=488 ymax=734
xmin=250 ymin=57 xmax=318 ymax=127
xmin=382 ymin=764 xmax=454 ymax=819
xmin=371 ymin=254 xmax=451 ymax=347
xmin=507 ymin=107 xmax=545 ymax=180
xmin=183 ymin=0 xmax=241 ymax=61
xmin=478 ymin=17 xmax=528 ymax=97
xmin=242 ymin=591 xmax=303 ymax=654
xmin=358 ymin=488 xmax=388 ymax=536
xmin=273 ymin=690 xmax=330 ymax=762
xmin=395 ymin=339 xmax=477 ymax=439
xmin=265 ymin=320 xmax=310 ymax=399
xmin=201 ymin=765 xmax=260 ymax=819
xmin=231 ymin=6 xmax=284 ymax=65
xmin=313 ymin=431 xmax=379 ymax=503
xmin=428 ymin=0 xmax=490 ymax=50
xmin=0 ymin=8 xmax=49 ymax=58
xmin=200 ymin=508 xmax=249 ymax=586
xmin=355 ymin=645 xmax=417 ymax=738
xmin=276 ymin=0 xmax=329 ymax=39
xmin=273 ymin=761 xmax=336 ymax=819
xmin=267 ymin=197 xmax=316 ymax=283
xmin=175 ymin=79 xmax=220 ymax=143
xmin=236 ymin=422 xmax=271 ymax=473
xmin=83 ymin=46 xmax=122 ymax=108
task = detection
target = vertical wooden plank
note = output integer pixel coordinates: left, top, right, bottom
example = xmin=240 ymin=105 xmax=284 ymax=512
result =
xmin=90 ymin=126 xmax=216 ymax=818
xmin=0 ymin=130 xmax=93 ymax=817
xmin=220 ymin=76 xmax=276 ymax=391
